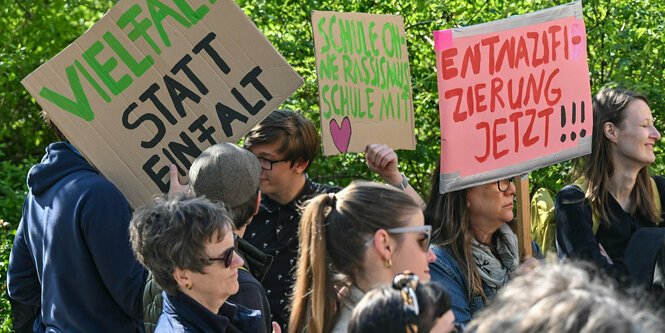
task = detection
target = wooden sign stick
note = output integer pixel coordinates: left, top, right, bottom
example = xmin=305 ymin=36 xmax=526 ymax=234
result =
xmin=515 ymin=174 xmax=533 ymax=261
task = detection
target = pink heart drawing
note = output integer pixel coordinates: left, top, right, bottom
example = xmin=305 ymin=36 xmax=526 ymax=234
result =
xmin=330 ymin=117 xmax=352 ymax=153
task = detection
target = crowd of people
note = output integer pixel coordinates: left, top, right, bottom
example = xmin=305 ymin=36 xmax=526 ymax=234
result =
xmin=6 ymin=88 xmax=665 ymax=332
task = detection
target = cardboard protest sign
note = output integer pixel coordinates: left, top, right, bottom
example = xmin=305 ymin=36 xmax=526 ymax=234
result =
xmin=434 ymin=1 xmax=592 ymax=193
xmin=22 ymin=0 xmax=303 ymax=208
xmin=311 ymin=11 xmax=416 ymax=155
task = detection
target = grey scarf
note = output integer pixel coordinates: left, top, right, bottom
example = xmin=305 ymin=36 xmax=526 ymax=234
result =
xmin=471 ymin=224 xmax=519 ymax=294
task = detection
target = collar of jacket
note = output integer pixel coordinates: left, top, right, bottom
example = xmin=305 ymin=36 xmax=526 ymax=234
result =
xmin=237 ymin=237 xmax=274 ymax=283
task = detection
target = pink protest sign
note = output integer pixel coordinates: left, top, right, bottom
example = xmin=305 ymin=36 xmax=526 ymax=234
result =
xmin=435 ymin=1 xmax=592 ymax=193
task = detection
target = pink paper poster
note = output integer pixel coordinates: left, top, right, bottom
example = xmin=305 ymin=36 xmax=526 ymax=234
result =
xmin=435 ymin=4 xmax=592 ymax=193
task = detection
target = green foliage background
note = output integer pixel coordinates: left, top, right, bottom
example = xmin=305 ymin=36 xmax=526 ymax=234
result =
xmin=1 ymin=0 xmax=663 ymax=329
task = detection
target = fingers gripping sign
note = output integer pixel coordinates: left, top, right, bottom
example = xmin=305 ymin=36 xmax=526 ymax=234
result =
xmin=168 ymin=164 xmax=190 ymax=196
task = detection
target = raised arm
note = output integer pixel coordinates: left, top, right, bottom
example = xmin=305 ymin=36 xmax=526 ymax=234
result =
xmin=364 ymin=144 xmax=425 ymax=209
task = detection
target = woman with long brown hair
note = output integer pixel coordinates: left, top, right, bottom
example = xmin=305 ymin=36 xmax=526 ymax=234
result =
xmin=556 ymin=88 xmax=665 ymax=284
xmin=425 ymin=165 xmax=540 ymax=327
xmin=288 ymin=181 xmax=436 ymax=333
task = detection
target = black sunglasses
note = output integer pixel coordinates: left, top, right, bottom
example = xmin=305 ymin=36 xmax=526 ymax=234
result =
xmin=208 ymin=234 xmax=238 ymax=268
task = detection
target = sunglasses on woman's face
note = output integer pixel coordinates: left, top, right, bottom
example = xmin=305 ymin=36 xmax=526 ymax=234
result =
xmin=364 ymin=225 xmax=432 ymax=252
xmin=208 ymin=234 xmax=238 ymax=268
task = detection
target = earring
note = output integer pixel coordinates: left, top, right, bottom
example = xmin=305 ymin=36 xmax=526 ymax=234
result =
xmin=385 ymin=258 xmax=393 ymax=268
xmin=186 ymin=284 xmax=192 ymax=290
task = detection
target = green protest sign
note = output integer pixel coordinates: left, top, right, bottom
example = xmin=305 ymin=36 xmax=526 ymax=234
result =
xmin=311 ymin=11 xmax=416 ymax=155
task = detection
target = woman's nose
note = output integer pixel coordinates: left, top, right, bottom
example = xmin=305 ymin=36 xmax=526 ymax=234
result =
xmin=427 ymin=248 xmax=436 ymax=263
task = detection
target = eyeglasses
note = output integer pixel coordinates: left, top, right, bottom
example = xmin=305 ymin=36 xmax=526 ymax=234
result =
xmin=392 ymin=271 xmax=419 ymax=333
xmin=257 ymin=156 xmax=289 ymax=170
xmin=364 ymin=225 xmax=432 ymax=252
xmin=497 ymin=178 xmax=515 ymax=192
xmin=208 ymin=234 xmax=238 ymax=268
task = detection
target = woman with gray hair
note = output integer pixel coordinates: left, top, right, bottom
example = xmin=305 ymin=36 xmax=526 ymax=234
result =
xmin=129 ymin=193 xmax=263 ymax=332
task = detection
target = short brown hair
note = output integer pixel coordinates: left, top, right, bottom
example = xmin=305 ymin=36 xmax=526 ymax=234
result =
xmin=129 ymin=193 xmax=233 ymax=295
xmin=243 ymin=109 xmax=319 ymax=172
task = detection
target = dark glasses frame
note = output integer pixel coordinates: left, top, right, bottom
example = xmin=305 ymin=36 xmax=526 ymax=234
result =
xmin=208 ymin=234 xmax=238 ymax=268
xmin=497 ymin=178 xmax=515 ymax=192
xmin=257 ymin=156 xmax=289 ymax=170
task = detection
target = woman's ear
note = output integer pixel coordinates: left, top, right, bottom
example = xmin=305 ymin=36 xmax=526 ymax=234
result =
xmin=604 ymin=122 xmax=619 ymax=143
xmin=173 ymin=267 xmax=192 ymax=290
xmin=370 ymin=229 xmax=394 ymax=261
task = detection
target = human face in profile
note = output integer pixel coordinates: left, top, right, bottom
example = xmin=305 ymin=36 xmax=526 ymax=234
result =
xmin=248 ymin=140 xmax=307 ymax=202
xmin=390 ymin=210 xmax=437 ymax=281
xmin=609 ymin=99 xmax=661 ymax=169
xmin=185 ymin=230 xmax=244 ymax=313
xmin=466 ymin=178 xmax=516 ymax=231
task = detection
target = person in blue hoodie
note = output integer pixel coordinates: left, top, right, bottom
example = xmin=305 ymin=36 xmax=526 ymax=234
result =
xmin=7 ymin=114 xmax=147 ymax=332
xmin=129 ymin=193 xmax=263 ymax=332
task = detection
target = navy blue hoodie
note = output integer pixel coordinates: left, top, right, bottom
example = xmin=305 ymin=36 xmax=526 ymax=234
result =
xmin=7 ymin=142 xmax=147 ymax=332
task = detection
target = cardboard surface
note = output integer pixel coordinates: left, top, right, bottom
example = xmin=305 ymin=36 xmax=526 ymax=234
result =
xmin=311 ymin=11 xmax=416 ymax=155
xmin=22 ymin=0 xmax=303 ymax=208
xmin=434 ymin=1 xmax=592 ymax=193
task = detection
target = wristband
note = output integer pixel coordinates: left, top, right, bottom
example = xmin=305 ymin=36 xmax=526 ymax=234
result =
xmin=394 ymin=172 xmax=408 ymax=191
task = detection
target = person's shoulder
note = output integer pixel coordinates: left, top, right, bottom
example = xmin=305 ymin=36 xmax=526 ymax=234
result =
xmin=555 ymin=184 xmax=585 ymax=203
xmin=652 ymin=175 xmax=665 ymax=189
xmin=308 ymin=179 xmax=341 ymax=195
xmin=431 ymin=246 xmax=462 ymax=273
xmin=237 ymin=269 xmax=263 ymax=288
xmin=154 ymin=312 xmax=181 ymax=333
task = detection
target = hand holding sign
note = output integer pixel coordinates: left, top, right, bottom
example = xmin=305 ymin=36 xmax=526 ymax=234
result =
xmin=365 ymin=143 xmax=401 ymax=185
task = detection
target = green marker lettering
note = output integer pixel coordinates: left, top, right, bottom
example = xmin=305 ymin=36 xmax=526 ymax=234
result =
xmin=39 ymin=64 xmax=95 ymax=121
xmin=331 ymin=84 xmax=341 ymax=115
xmin=319 ymin=53 xmax=338 ymax=81
xmin=82 ymin=40 xmax=132 ymax=95
xmin=339 ymin=18 xmax=353 ymax=54
xmin=368 ymin=22 xmax=379 ymax=56
xmin=74 ymin=60 xmax=111 ymax=103
xmin=321 ymin=84 xmax=331 ymax=119
xmin=172 ymin=0 xmax=209 ymax=24
xmin=380 ymin=92 xmax=395 ymax=120
xmin=146 ymin=0 xmax=192 ymax=48
xmin=318 ymin=17 xmax=330 ymax=54
xmin=117 ymin=4 xmax=162 ymax=55
xmin=103 ymin=31 xmax=154 ymax=77
xmin=329 ymin=15 xmax=343 ymax=53
xmin=382 ymin=23 xmax=394 ymax=58
xmin=365 ymin=87 xmax=374 ymax=119
xmin=342 ymin=54 xmax=355 ymax=84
